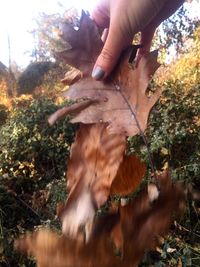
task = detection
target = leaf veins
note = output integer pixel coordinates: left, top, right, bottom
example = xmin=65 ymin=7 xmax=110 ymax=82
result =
xmin=50 ymin=12 xmax=161 ymax=136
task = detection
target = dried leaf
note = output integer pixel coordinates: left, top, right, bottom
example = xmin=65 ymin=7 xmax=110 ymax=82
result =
xmin=15 ymin=226 xmax=121 ymax=267
xmin=60 ymin=123 xmax=126 ymax=237
xmin=110 ymin=171 xmax=186 ymax=265
xmin=177 ymin=258 xmax=183 ymax=267
xmin=15 ymin=172 xmax=185 ymax=267
xmin=57 ymin=11 xmax=103 ymax=76
xmin=48 ymin=12 xmax=161 ymax=236
xmin=64 ymin=49 xmax=161 ymax=136
xmin=49 ymin=9 xmax=161 ymax=245
xmin=48 ymin=99 xmax=98 ymax=126
xmin=110 ymin=155 xmax=146 ymax=196
xmin=61 ymin=68 xmax=82 ymax=85
xmin=53 ymin=12 xmax=161 ymax=136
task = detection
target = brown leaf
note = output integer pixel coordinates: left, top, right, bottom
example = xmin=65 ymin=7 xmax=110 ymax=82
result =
xmin=15 ymin=172 xmax=185 ymax=267
xmin=15 ymin=226 xmax=122 ymax=267
xmin=119 ymin=172 xmax=185 ymax=262
xmin=60 ymin=123 xmax=126 ymax=237
xmin=62 ymin=49 xmax=161 ymax=136
xmin=57 ymin=11 xmax=103 ymax=76
xmin=48 ymin=99 xmax=98 ymax=126
xmin=109 ymin=172 xmax=186 ymax=265
xmin=48 ymin=9 xmax=161 ymax=248
xmin=53 ymin=12 xmax=161 ymax=136
xmin=61 ymin=68 xmax=82 ymax=85
xmin=110 ymin=155 xmax=146 ymax=196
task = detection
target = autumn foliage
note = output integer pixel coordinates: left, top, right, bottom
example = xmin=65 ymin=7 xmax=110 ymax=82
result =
xmin=49 ymin=13 xmax=164 ymax=241
xmin=15 ymin=172 xmax=185 ymax=267
xmin=110 ymin=155 xmax=146 ymax=196
xmin=13 ymin=11 xmax=188 ymax=267
xmin=50 ymin=12 xmax=161 ymax=136
xmin=48 ymin=11 xmax=163 ymax=239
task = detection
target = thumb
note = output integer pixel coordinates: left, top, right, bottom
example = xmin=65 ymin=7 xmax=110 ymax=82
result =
xmin=92 ymin=26 xmax=131 ymax=80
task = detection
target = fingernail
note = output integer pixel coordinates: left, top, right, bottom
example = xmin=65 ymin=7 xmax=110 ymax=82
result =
xmin=92 ymin=66 xmax=105 ymax=80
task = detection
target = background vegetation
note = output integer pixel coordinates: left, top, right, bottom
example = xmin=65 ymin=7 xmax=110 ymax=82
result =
xmin=0 ymin=3 xmax=200 ymax=266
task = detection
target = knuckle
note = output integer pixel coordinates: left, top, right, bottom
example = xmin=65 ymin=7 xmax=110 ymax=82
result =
xmin=101 ymin=47 xmax=114 ymax=62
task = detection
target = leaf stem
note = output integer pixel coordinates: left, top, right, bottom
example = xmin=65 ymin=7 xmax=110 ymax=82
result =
xmin=118 ymin=87 xmax=158 ymax=183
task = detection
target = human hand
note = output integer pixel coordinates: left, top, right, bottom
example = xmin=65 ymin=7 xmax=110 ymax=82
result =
xmin=91 ymin=0 xmax=184 ymax=80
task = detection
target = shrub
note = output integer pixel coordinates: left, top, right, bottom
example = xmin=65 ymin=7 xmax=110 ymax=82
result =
xmin=0 ymin=104 xmax=8 ymax=126
xmin=0 ymin=97 xmax=76 ymax=184
xmin=0 ymin=97 xmax=76 ymax=266
xmin=129 ymin=82 xmax=200 ymax=180
xmin=129 ymin=81 xmax=200 ymax=266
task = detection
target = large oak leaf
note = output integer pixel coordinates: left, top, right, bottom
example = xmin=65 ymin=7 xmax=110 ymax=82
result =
xmin=50 ymin=12 xmax=161 ymax=136
xmin=62 ymin=49 xmax=161 ymax=136
xmin=48 ymin=11 xmax=161 ymax=238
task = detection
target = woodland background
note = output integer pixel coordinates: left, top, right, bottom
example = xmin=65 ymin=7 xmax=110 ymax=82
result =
xmin=0 ymin=3 xmax=200 ymax=267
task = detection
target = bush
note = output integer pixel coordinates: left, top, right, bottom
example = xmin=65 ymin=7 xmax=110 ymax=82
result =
xmin=0 ymin=104 xmax=8 ymax=126
xmin=0 ymin=97 xmax=76 ymax=266
xmin=129 ymin=81 xmax=200 ymax=266
xmin=0 ymin=97 xmax=76 ymax=183
xmin=129 ymin=82 xmax=200 ymax=179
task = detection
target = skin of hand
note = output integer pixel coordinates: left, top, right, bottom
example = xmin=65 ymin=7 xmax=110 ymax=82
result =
xmin=91 ymin=0 xmax=185 ymax=80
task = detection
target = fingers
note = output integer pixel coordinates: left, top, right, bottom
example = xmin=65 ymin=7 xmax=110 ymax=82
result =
xmin=91 ymin=0 xmax=184 ymax=80
xmin=91 ymin=0 xmax=165 ymax=79
xmin=92 ymin=0 xmax=134 ymax=79
xmin=146 ymin=0 xmax=185 ymax=29
xmin=135 ymin=0 xmax=184 ymax=65
xmin=91 ymin=0 xmax=110 ymax=28
xmin=135 ymin=28 xmax=156 ymax=66
xmin=92 ymin=25 xmax=132 ymax=80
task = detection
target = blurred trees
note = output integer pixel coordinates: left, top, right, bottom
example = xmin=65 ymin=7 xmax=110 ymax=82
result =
xmin=167 ymin=26 xmax=200 ymax=86
xmin=0 ymin=61 xmax=16 ymax=99
xmin=156 ymin=25 xmax=200 ymax=87
xmin=29 ymin=12 xmax=65 ymax=62
xmin=28 ymin=3 xmax=200 ymax=63
xmin=157 ymin=4 xmax=199 ymax=54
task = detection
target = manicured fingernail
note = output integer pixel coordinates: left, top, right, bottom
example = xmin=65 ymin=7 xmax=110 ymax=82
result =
xmin=92 ymin=66 xmax=105 ymax=80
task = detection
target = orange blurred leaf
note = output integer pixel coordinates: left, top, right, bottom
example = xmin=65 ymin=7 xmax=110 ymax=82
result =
xmin=110 ymin=155 xmax=146 ymax=196
xmin=15 ymin=172 xmax=185 ymax=267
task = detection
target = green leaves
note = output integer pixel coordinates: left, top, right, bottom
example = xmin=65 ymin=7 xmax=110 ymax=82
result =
xmin=0 ymin=98 xmax=75 ymax=182
xmin=129 ymin=83 xmax=200 ymax=176
xmin=0 ymin=97 xmax=76 ymax=266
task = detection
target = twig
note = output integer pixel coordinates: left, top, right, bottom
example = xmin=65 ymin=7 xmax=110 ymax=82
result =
xmin=175 ymin=221 xmax=200 ymax=239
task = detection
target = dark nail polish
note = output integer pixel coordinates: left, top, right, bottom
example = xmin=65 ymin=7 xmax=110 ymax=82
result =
xmin=92 ymin=66 xmax=105 ymax=80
